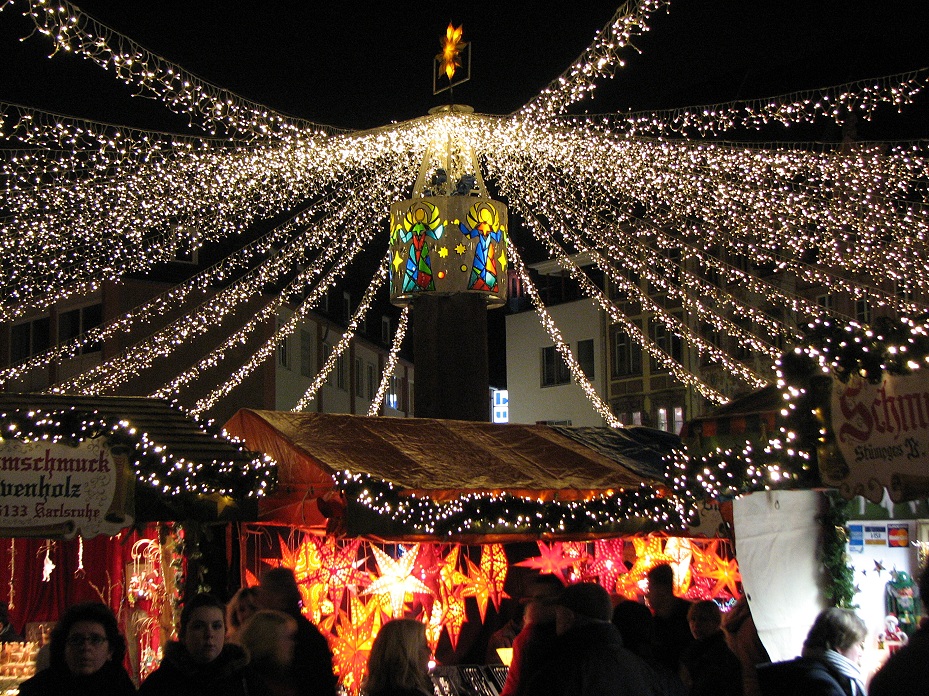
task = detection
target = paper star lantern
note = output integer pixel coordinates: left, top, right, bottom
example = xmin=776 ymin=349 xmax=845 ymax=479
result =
xmin=463 ymin=544 xmax=510 ymax=622
xmin=689 ymin=539 xmax=721 ymax=576
xmin=514 ymin=541 xmax=582 ymax=584
xmin=586 ymin=538 xmax=627 ymax=591
xmin=704 ymin=555 xmax=742 ymax=599
xmin=664 ymin=537 xmax=693 ymax=592
xmin=329 ymin=595 xmax=381 ymax=696
xmin=363 ymin=545 xmax=432 ymax=618
xmin=440 ymin=587 xmax=468 ymax=650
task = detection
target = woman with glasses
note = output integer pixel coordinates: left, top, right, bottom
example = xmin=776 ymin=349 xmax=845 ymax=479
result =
xmin=18 ymin=601 xmax=136 ymax=696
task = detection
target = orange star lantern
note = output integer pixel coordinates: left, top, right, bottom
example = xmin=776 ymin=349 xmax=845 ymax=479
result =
xmin=329 ymin=595 xmax=381 ymax=696
xmin=437 ymin=23 xmax=465 ymax=81
xmin=463 ymin=544 xmax=509 ymax=622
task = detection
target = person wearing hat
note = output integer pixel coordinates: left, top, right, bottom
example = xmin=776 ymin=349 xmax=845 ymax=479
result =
xmin=525 ymin=582 xmax=661 ymax=696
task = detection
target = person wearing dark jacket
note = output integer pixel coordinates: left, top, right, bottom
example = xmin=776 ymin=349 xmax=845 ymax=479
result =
xmin=757 ymin=607 xmax=868 ymax=696
xmin=138 ymin=593 xmax=256 ymax=696
xmin=647 ymin=563 xmax=694 ymax=675
xmin=526 ymin=582 xmax=661 ymax=696
xmin=17 ymin=601 xmax=136 ymax=696
xmin=258 ymin=567 xmax=338 ymax=696
xmin=680 ymin=600 xmax=742 ymax=696
xmin=869 ymin=563 xmax=929 ymax=695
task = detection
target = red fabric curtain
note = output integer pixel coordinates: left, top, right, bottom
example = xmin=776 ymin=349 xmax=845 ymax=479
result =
xmin=0 ymin=531 xmax=141 ymax=637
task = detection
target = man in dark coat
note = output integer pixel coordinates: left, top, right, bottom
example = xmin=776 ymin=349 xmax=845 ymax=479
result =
xmin=259 ymin=567 xmax=338 ymax=696
xmin=680 ymin=600 xmax=742 ymax=696
xmin=647 ymin=563 xmax=694 ymax=675
xmin=526 ymin=582 xmax=661 ymax=696
xmin=869 ymin=563 xmax=929 ymax=695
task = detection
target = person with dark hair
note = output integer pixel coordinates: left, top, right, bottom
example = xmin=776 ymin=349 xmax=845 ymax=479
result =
xmin=680 ymin=600 xmax=742 ymax=696
xmin=0 ymin=602 xmax=23 ymax=643
xmin=258 ymin=567 xmax=337 ymax=696
xmin=869 ymin=563 xmax=929 ymax=695
xmin=499 ymin=573 xmax=564 ymax=696
xmin=526 ymin=582 xmax=660 ymax=696
xmin=137 ymin=593 xmax=255 ymax=696
xmin=613 ymin=597 xmax=687 ymax=696
xmin=361 ymin=618 xmax=433 ymax=696
xmin=757 ymin=607 xmax=868 ymax=696
xmin=237 ymin=609 xmax=298 ymax=696
xmin=17 ymin=601 xmax=136 ymax=696
xmin=647 ymin=563 xmax=694 ymax=675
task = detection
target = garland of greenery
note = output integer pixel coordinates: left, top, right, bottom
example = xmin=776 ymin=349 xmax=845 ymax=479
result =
xmin=821 ymin=491 xmax=857 ymax=608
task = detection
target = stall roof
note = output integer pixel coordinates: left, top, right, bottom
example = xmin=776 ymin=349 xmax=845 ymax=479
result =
xmin=223 ymin=409 xmax=688 ymax=541
xmin=0 ymin=393 xmax=273 ymax=523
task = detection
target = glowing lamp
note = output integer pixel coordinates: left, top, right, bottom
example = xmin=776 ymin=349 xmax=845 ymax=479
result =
xmin=389 ymin=107 xmax=508 ymax=309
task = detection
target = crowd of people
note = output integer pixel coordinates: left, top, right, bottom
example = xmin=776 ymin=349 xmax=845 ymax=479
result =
xmin=9 ymin=560 xmax=929 ymax=696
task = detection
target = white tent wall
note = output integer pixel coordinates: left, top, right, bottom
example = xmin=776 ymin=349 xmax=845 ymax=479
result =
xmin=733 ymin=489 xmax=826 ymax=662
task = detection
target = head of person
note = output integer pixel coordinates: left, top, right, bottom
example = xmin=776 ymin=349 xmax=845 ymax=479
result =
xmin=238 ymin=610 xmax=297 ymax=668
xmin=520 ymin=574 xmax=564 ymax=626
xmin=612 ymin=599 xmax=655 ymax=656
xmin=802 ymin=607 xmax=868 ymax=665
xmin=554 ymin=582 xmax=613 ymax=636
xmin=180 ymin=593 xmax=227 ymax=665
xmin=48 ymin=602 xmax=126 ymax=677
xmin=687 ymin=600 xmax=722 ymax=641
xmin=646 ymin=563 xmax=676 ymax=612
xmin=0 ymin=602 xmax=10 ymax=632
xmin=226 ymin=586 xmax=261 ymax=635
xmin=259 ymin=567 xmax=303 ymax=615
xmin=363 ymin=618 xmax=432 ymax=695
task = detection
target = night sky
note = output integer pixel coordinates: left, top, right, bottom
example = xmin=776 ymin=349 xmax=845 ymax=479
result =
xmin=2 ymin=1 xmax=928 ymax=389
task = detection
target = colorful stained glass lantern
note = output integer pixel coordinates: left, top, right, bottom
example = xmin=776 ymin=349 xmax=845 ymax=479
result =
xmin=389 ymin=106 xmax=508 ymax=308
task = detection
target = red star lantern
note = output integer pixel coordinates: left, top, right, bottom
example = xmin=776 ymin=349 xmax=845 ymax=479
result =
xmin=586 ymin=539 xmax=627 ymax=591
xmin=514 ymin=541 xmax=582 ymax=584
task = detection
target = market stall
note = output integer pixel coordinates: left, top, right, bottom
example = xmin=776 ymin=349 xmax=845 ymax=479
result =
xmin=0 ymin=393 xmax=274 ymax=687
xmin=223 ymin=409 xmax=742 ymax=693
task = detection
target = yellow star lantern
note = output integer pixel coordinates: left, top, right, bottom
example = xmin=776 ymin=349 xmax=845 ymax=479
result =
xmin=363 ymin=545 xmax=432 ymax=618
xmin=704 ymin=554 xmax=742 ymax=599
xmin=463 ymin=544 xmax=509 ymax=622
xmin=437 ymin=23 xmax=465 ymax=81
xmin=329 ymin=595 xmax=381 ymax=696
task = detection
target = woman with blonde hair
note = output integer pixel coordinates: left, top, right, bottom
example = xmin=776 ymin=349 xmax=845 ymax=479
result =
xmin=362 ymin=618 xmax=433 ymax=696
xmin=237 ymin=609 xmax=298 ymax=696
xmin=226 ymin=586 xmax=261 ymax=642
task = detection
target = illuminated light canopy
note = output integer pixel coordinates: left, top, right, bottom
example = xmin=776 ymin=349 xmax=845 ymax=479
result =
xmin=0 ymin=0 xmax=924 ymax=429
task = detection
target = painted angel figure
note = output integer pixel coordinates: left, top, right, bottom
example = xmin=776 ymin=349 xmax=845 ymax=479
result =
xmin=394 ymin=200 xmax=444 ymax=293
xmin=459 ymin=202 xmax=504 ymax=292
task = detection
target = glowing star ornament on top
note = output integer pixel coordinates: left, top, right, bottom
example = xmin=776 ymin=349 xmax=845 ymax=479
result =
xmin=363 ymin=545 xmax=432 ymax=618
xmin=437 ymin=23 xmax=465 ymax=81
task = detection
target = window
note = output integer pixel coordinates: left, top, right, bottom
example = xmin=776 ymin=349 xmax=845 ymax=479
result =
xmin=381 ymin=316 xmax=392 ymax=345
xmin=650 ymin=318 xmax=682 ymax=370
xmin=277 ymin=323 xmax=290 ymax=369
xmin=577 ymin=339 xmax=595 ymax=380
xmin=816 ymin=293 xmax=833 ymax=310
xmin=657 ymin=407 xmax=669 ymax=432
xmin=322 ymin=343 xmax=334 ymax=385
xmin=335 ymin=352 xmax=347 ymax=390
xmin=58 ymin=304 xmax=102 ymax=354
xmin=366 ymin=363 xmax=376 ymax=400
xmin=673 ymin=406 xmax=685 ymax=434
xmin=9 ymin=317 xmax=51 ymax=364
xmin=300 ymin=330 xmax=313 ymax=377
xmin=855 ymin=298 xmax=872 ymax=324
xmin=613 ymin=326 xmax=642 ymax=377
xmin=541 ymin=346 xmax=571 ymax=387
xmin=343 ymin=291 xmax=352 ymax=322
xmin=386 ymin=375 xmax=401 ymax=409
xmin=355 ymin=357 xmax=365 ymax=398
